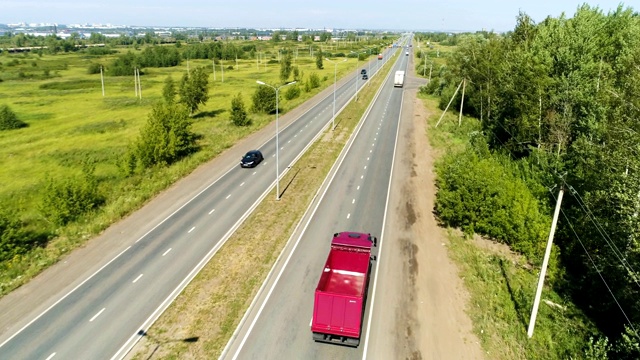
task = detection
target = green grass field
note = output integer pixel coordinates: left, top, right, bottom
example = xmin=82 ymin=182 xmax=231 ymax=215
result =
xmin=0 ymin=40 xmax=390 ymax=294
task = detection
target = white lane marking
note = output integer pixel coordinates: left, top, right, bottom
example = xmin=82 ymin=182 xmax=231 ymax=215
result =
xmin=209 ymin=208 xmax=215 ymax=215
xmin=226 ymin=194 xmax=231 ymax=199
xmin=364 ymin=166 xmax=367 ymax=170
xmin=240 ymin=182 xmax=245 ymax=187
xmin=363 ymin=67 xmax=406 ymax=360
xmin=45 ymin=353 xmax=56 ymax=360
xmin=0 ymin=245 xmax=132 ymax=349
xmin=367 ymin=157 xmax=370 ymax=161
xmin=374 ymin=138 xmax=377 ymax=141
xmin=288 ymin=140 xmax=291 ymax=144
xmin=280 ymin=147 xmax=284 ymax=150
xmin=272 ymin=154 xmax=276 ymax=157
xmin=370 ymin=150 xmax=373 ymax=153
xmin=361 ymin=175 xmax=364 ymax=179
xmin=347 ymin=213 xmax=351 ymax=219
xmin=89 ymin=308 xmax=106 ymax=322
xmin=162 ymin=248 xmax=172 ymax=256
xmin=294 ymin=134 xmax=298 ymax=137
xmin=352 ymin=199 xmax=355 ymax=204
xmin=357 ymin=186 xmax=360 ymax=190
xmin=132 ymin=274 xmax=143 ymax=283
xmin=188 ymin=227 xmax=195 ymax=233
xmin=372 ymin=143 xmax=375 ymax=146
xmin=253 ymin=171 xmax=257 ymax=175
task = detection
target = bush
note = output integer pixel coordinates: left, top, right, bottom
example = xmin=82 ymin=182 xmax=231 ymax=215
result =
xmin=0 ymin=105 xmax=27 ymax=130
xmin=230 ymin=92 xmax=250 ymax=126
xmin=87 ymin=63 xmax=103 ymax=74
xmin=39 ymin=162 xmax=104 ymax=226
xmin=308 ymin=73 xmax=320 ymax=89
xmin=252 ymin=84 xmax=277 ymax=113
xmin=434 ymin=145 xmax=550 ymax=260
xmin=0 ymin=209 xmax=50 ymax=263
xmin=284 ymin=85 xmax=300 ymax=100
xmin=133 ymin=102 xmax=196 ymax=168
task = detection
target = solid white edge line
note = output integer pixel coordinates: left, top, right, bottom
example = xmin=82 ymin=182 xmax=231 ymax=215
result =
xmin=0 ymin=244 xmax=131 ymax=349
xmin=89 ymin=308 xmax=106 ymax=322
xmin=362 ymin=51 xmax=407 ymax=360
xmin=228 ymin=57 xmax=390 ymax=360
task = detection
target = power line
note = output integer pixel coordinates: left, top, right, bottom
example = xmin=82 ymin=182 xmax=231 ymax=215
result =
xmin=562 ymin=181 xmax=640 ymax=292
xmin=551 ymin=189 xmax=640 ymax=342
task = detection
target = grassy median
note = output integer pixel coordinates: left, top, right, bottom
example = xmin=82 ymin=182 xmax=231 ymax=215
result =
xmin=129 ymin=55 xmax=398 ymax=359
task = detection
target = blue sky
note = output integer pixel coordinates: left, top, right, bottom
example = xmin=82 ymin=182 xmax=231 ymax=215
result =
xmin=0 ymin=1 xmax=633 ymax=32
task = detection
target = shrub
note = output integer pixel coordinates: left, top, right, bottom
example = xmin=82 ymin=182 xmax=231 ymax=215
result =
xmin=133 ymin=102 xmax=196 ymax=168
xmin=434 ymin=145 xmax=550 ymax=260
xmin=252 ymin=84 xmax=277 ymax=113
xmin=284 ymin=85 xmax=300 ymax=100
xmin=230 ymin=92 xmax=250 ymax=126
xmin=39 ymin=162 xmax=104 ymax=226
xmin=87 ymin=63 xmax=103 ymax=74
xmin=0 ymin=209 xmax=50 ymax=263
xmin=308 ymin=73 xmax=321 ymax=89
xmin=0 ymin=105 xmax=27 ymax=130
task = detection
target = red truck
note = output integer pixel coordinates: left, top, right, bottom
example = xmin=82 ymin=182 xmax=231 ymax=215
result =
xmin=311 ymin=232 xmax=377 ymax=347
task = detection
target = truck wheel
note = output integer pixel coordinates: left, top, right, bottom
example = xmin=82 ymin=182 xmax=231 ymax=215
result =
xmin=346 ymin=338 xmax=360 ymax=347
xmin=312 ymin=332 xmax=325 ymax=342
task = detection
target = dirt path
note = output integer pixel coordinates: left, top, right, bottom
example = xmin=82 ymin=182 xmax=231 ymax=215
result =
xmin=382 ymin=82 xmax=485 ymax=359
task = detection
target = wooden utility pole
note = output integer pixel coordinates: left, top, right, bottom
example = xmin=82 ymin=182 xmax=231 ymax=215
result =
xmin=528 ymin=187 xmax=564 ymax=338
xmin=436 ymin=79 xmax=464 ymax=127
xmin=459 ymin=79 xmax=466 ymax=126
xmin=100 ymin=66 xmax=105 ymax=97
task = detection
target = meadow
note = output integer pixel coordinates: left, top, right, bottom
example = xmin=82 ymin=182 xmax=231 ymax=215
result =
xmin=0 ymin=39 xmax=389 ymax=294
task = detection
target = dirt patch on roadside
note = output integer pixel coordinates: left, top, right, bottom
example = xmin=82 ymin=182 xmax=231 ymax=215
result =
xmin=389 ymin=92 xmax=485 ymax=359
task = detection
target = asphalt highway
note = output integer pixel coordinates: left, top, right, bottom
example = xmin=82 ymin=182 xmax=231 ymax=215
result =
xmin=222 ymin=38 xmax=411 ymax=360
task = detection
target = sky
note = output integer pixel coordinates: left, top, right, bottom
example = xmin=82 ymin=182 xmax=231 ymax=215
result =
xmin=0 ymin=1 xmax=634 ymax=32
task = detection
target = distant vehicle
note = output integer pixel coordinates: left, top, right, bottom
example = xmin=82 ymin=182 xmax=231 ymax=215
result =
xmin=362 ymin=74 xmax=368 ymax=80
xmin=240 ymin=150 xmax=263 ymax=168
xmin=394 ymin=70 xmax=405 ymax=87
xmin=311 ymin=232 xmax=377 ymax=347
xmin=360 ymin=69 xmax=367 ymax=75
xmin=405 ymin=51 xmax=409 ymax=56
xmin=377 ymin=54 xmax=383 ymax=60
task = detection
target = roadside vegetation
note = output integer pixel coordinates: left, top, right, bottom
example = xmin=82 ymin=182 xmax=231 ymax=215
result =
xmin=417 ymin=4 xmax=639 ymax=359
xmin=0 ymin=30 xmax=396 ymax=296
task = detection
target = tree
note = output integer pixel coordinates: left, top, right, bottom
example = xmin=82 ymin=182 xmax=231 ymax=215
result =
xmin=230 ymin=93 xmax=250 ymax=126
xmin=133 ymin=102 xmax=196 ymax=168
xmin=280 ymin=51 xmax=293 ymax=83
xmin=0 ymin=105 xmax=27 ymax=130
xmin=252 ymin=84 xmax=277 ymax=113
xmin=179 ymin=66 xmax=210 ymax=115
xmin=315 ymin=46 xmax=324 ymax=69
xmin=162 ymin=76 xmax=176 ymax=104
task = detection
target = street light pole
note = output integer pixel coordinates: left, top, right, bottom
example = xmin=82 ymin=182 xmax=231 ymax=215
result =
xmin=256 ymin=80 xmax=296 ymax=200
xmin=325 ymin=58 xmax=346 ymax=130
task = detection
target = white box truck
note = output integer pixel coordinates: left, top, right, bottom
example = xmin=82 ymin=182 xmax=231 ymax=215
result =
xmin=394 ymin=70 xmax=405 ymax=87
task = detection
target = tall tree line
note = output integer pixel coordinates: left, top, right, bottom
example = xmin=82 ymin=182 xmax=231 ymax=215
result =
xmin=428 ymin=4 xmax=640 ymax=355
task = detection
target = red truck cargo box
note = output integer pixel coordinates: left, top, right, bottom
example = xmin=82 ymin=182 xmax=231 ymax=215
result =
xmin=311 ymin=232 xmax=375 ymax=347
